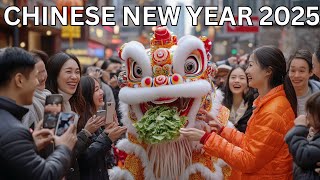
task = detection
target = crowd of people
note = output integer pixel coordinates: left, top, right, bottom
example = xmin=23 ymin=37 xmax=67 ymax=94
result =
xmin=0 ymin=44 xmax=320 ymax=180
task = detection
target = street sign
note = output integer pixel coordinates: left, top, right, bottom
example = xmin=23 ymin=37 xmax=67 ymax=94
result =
xmin=226 ymin=16 xmax=259 ymax=33
xmin=61 ymin=25 xmax=81 ymax=39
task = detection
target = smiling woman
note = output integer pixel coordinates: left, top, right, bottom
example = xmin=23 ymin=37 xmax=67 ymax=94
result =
xmin=222 ymin=65 xmax=256 ymax=132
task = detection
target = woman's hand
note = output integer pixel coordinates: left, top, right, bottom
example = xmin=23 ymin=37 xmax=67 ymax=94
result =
xmin=198 ymin=108 xmax=223 ymax=132
xmin=294 ymin=115 xmax=308 ymax=127
xmin=104 ymin=122 xmax=127 ymax=142
xmin=179 ymin=128 xmax=205 ymax=141
xmin=84 ymin=115 xmax=106 ymax=134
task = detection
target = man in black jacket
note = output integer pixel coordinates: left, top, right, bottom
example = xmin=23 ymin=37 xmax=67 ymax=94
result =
xmin=0 ymin=47 xmax=77 ymax=180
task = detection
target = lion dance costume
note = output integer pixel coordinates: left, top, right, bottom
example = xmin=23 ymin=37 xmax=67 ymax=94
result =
xmin=110 ymin=26 xmax=232 ymax=180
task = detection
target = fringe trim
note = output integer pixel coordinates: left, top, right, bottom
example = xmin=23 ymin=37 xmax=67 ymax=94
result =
xmin=210 ymin=89 xmax=224 ymax=117
xmin=146 ymin=138 xmax=192 ymax=180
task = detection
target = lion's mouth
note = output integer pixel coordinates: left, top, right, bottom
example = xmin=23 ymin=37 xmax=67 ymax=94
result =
xmin=140 ymin=97 xmax=194 ymax=117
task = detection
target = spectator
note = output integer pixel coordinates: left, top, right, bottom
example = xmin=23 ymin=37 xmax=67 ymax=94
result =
xmin=313 ymin=46 xmax=320 ymax=78
xmin=214 ymin=64 xmax=232 ymax=90
xmin=22 ymin=50 xmax=51 ymax=129
xmin=78 ymin=76 xmax=126 ymax=180
xmin=288 ymin=49 xmax=320 ymax=116
xmin=0 ymin=47 xmax=77 ymax=180
xmin=181 ymin=46 xmax=297 ymax=179
xmin=108 ymin=57 xmax=122 ymax=74
xmin=86 ymin=66 xmax=115 ymax=104
xmin=46 ymin=52 xmax=103 ymax=180
xmin=285 ymin=92 xmax=320 ymax=180
xmin=222 ymin=65 xmax=256 ymax=132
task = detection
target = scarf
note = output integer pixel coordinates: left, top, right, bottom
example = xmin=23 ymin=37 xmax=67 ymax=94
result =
xmin=229 ymin=100 xmax=248 ymax=125
xmin=22 ymin=89 xmax=51 ymax=128
xmin=58 ymin=89 xmax=73 ymax=113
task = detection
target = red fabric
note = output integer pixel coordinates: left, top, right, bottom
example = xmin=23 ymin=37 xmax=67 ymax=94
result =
xmin=200 ymin=132 xmax=211 ymax=144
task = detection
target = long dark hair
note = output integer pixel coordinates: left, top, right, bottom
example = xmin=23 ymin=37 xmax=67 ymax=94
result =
xmin=78 ymin=76 xmax=99 ymax=131
xmin=253 ymin=46 xmax=297 ymax=116
xmin=222 ymin=65 xmax=256 ymax=110
xmin=288 ymin=49 xmax=313 ymax=73
xmin=46 ymin=52 xmax=85 ymax=115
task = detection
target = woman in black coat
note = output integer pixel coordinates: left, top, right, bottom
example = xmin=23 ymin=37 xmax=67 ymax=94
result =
xmin=78 ymin=76 xmax=126 ymax=180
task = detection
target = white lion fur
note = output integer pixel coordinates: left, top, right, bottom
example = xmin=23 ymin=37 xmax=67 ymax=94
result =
xmin=119 ymin=80 xmax=211 ymax=104
xmin=173 ymin=35 xmax=208 ymax=76
xmin=115 ymin=138 xmax=157 ymax=180
xmin=185 ymin=97 xmax=202 ymax=128
xmin=119 ymin=102 xmax=138 ymax=136
xmin=121 ymin=41 xmax=152 ymax=77
xmin=109 ymin=166 xmax=135 ymax=180
xmin=115 ymin=137 xmax=228 ymax=180
xmin=180 ymin=163 xmax=224 ymax=180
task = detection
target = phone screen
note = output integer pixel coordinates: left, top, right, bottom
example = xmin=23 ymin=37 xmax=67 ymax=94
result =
xmin=96 ymin=110 xmax=107 ymax=117
xmin=43 ymin=94 xmax=63 ymax=129
xmin=55 ymin=112 xmax=79 ymax=136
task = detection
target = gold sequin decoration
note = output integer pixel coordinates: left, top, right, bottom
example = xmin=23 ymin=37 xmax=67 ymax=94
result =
xmin=222 ymin=165 xmax=232 ymax=180
xmin=192 ymin=151 xmax=215 ymax=172
xmin=217 ymin=106 xmax=230 ymax=126
xmin=123 ymin=154 xmax=145 ymax=180
xmin=189 ymin=172 xmax=206 ymax=180
xmin=128 ymin=133 xmax=148 ymax=150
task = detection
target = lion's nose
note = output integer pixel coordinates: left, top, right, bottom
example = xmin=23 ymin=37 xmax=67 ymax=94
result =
xmin=154 ymin=75 xmax=168 ymax=87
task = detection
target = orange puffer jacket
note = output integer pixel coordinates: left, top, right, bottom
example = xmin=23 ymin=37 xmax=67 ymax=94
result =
xmin=203 ymin=85 xmax=295 ymax=180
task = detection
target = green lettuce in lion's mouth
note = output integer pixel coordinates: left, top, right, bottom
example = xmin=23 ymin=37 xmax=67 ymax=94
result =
xmin=133 ymin=106 xmax=187 ymax=144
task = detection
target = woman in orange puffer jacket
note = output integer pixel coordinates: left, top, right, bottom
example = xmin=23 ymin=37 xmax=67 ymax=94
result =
xmin=181 ymin=46 xmax=297 ymax=180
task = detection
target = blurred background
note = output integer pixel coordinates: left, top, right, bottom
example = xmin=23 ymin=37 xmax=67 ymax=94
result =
xmin=0 ymin=0 xmax=320 ymax=65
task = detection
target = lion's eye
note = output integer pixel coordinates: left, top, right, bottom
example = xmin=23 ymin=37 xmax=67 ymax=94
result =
xmin=128 ymin=60 xmax=143 ymax=82
xmin=133 ymin=62 xmax=142 ymax=79
xmin=184 ymin=55 xmax=199 ymax=75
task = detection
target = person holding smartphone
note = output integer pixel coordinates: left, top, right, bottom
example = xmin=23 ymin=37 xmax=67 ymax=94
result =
xmin=78 ymin=76 xmax=126 ymax=180
xmin=22 ymin=50 xmax=51 ymax=129
xmin=0 ymin=47 xmax=77 ymax=180
xmin=46 ymin=53 xmax=105 ymax=180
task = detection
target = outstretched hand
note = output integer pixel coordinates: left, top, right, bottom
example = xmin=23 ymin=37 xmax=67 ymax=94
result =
xmin=179 ymin=128 xmax=205 ymax=142
xmin=197 ymin=108 xmax=223 ymax=132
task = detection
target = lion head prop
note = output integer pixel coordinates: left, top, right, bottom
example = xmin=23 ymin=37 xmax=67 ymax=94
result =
xmin=111 ymin=26 xmax=231 ymax=180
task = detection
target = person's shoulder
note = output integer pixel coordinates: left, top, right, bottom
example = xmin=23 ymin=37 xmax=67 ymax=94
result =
xmin=309 ymin=79 xmax=320 ymax=92
xmin=264 ymin=95 xmax=292 ymax=114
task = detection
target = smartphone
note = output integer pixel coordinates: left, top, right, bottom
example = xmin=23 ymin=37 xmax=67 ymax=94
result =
xmin=55 ymin=112 xmax=79 ymax=136
xmin=43 ymin=94 xmax=63 ymax=129
xmin=96 ymin=110 xmax=107 ymax=118
xmin=106 ymin=102 xmax=115 ymax=124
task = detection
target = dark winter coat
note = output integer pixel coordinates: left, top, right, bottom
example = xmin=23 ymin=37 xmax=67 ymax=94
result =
xmin=285 ymin=125 xmax=320 ymax=180
xmin=78 ymin=129 xmax=113 ymax=180
xmin=0 ymin=97 xmax=72 ymax=180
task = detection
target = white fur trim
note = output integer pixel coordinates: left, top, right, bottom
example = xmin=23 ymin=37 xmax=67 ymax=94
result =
xmin=109 ymin=166 xmax=135 ymax=180
xmin=119 ymin=103 xmax=138 ymax=135
xmin=185 ymin=98 xmax=202 ymax=128
xmin=121 ymin=41 xmax=152 ymax=77
xmin=180 ymin=163 xmax=224 ymax=180
xmin=210 ymin=89 xmax=224 ymax=118
xmin=119 ymin=80 xmax=211 ymax=104
xmin=173 ymin=35 xmax=208 ymax=76
xmin=116 ymin=139 xmax=157 ymax=180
